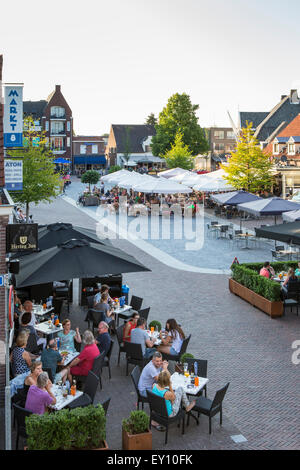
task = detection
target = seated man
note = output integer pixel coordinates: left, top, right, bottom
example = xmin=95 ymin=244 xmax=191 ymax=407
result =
xmin=41 ymin=339 xmax=68 ymax=384
xmin=259 ymin=261 xmax=275 ymax=279
xmin=19 ymin=300 xmax=37 ymax=327
xmin=95 ymin=321 xmax=111 ymax=357
xmin=131 ymin=317 xmax=156 ymax=359
xmin=25 ymin=371 xmax=56 ymax=415
xmin=138 ymin=352 xmax=168 ymax=397
xmin=19 ymin=311 xmax=47 ymax=351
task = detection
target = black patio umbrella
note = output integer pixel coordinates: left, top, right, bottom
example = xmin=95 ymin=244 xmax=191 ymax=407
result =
xmin=210 ymin=191 xmax=261 ymax=206
xmin=255 ymin=221 xmax=300 ymax=245
xmin=15 ymin=239 xmax=151 ymax=288
xmin=37 ymin=223 xmax=110 ymax=250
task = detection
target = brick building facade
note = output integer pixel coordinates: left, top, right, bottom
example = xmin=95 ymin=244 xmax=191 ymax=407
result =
xmin=24 ymin=85 xmax=73 ymax=165
xmin=73 ymin=136 xmax=106 ymax=174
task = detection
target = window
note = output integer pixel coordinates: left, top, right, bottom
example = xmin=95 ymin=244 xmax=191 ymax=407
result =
xmin=51 ymin=121 xmax=64 ymax=134
xmin=274 ymin=143 xmax=279 ymax=153
xmin=92 ymin=144 xmax=98 ymax=154
xmin=214 ymin=143 xmax=225 ymax=151
xmin=67 ymin=121 xmax=70 ymax=132
xmin=80 ymin=145 xmax=86 ymax=154
xmin=226 ymin=131 xmax=235 ymax=139
xmin=214 ymin=130 xmax=224 ymax=139
xmin=50 ymin=137 xmax=64 ymax=150
xmin=288 ymin=143 xmax=295 ymax=154
xmin=45 ymin=121 xmax=49 ymax=132
xmin=50 ymin=106 xmax=65 ymax=118
xmin=67 ymin=137 xmax=70 ymax=147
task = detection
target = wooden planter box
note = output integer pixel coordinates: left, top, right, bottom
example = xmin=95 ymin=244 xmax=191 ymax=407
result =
xmin=229 ymin=278 xmax=283 ymax=318
xmin=122 ymin=429 xmax=152 ymax=450
xmin=83 ymin=196 xmax=99 ymax=206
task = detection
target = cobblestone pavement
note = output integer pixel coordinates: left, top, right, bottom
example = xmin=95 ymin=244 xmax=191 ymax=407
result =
xmin=3 ymin=194 xmax=299 ymax=451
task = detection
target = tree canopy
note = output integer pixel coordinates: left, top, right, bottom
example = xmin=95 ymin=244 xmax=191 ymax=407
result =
xmin=163 ymin=130 xmax=194 ymax=170
xmin=145 ymin=113 xmax=157 ymax=126
xmin=151 ymin=93 xmax=209 ymax=157
xmin=81 ymin=169 xmax=100 ymax=191
xmin=7 ymin=116 xmax=61 ymax=218
xmin=222 ymin=122 xmax=273 ymax=193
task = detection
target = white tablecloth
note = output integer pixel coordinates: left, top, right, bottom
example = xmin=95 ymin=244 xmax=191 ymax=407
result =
xmin=146 ymin=330 xmax=162 ymax=346
xmin=33 ymin=305 xmax=54 ymax=317
xmin=59 ymin=351 xmax=79 ymax=366
xmin=114 ymin=304 xmax=132 ymax=315
xmin=51 ymin=384 xmax=83 ymax=410
xmin=171 ymin=372 xmax=208 ymax=395
xmin=35 ymin=321 xmax=63 ymax=336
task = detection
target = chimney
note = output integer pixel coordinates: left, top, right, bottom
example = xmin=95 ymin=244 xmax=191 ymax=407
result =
xmin=55 ymin=85 xmax=61 ymax=92
xmin=290 ymin=89 xmax=300 ymax=104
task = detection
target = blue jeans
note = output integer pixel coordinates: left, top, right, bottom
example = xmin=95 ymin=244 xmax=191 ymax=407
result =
xmin=144 ymin=348 xmax=156 ymax=359
xmin=139 ymin=387 xmax=153 ymax=398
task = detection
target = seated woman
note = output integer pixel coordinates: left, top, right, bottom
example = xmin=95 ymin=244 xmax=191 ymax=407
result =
xmin=157 ymin=319 xmax=185 ymax=357
xmin=25 ymin=371 xmax=56 ymax=415
xmin=282 ymin=267 xmax=298 ymax=295
xmin=68 ymin=330 xmax=99 ymax=383
xmin=12 ymin=361 xmax=43 ymax=407
xmin=94 ymin=293 xmax=115 ymax=323
xmin=10 ymin=330 xmax=32 ymax=377
xmin=295 ymin=262 xmax=300 ymax=277
xmin=152 ymin=370 xmax=195 ymax=417
xmin=57 ymin=319 xmax=81 ymax=353
xmin=123 ymin=312 xmax=140 ymax=342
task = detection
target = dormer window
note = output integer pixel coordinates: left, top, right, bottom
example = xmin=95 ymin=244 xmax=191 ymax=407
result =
xmin=288 ymin=143 xmax=295 ymax=154
xmin=273 ymin=143 xmax=279 ymax=154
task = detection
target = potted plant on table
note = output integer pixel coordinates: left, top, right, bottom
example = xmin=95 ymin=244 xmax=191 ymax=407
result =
xmin=25 ymin=404 xmax=108 ymax=450
xmin=122 ymin=410 xmax=152 ymax=450
xmin=148 ymin=320 xmax=162 ymax=331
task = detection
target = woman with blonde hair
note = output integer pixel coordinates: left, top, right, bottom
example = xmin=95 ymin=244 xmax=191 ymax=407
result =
xmin=10 ymin=330 xmax=32 ymax=376
xmin=57 ymin=318 xmax=81 ymax=353
xmin=152 ymin=370 xmax=195 ymax=417
xmin=282 ymin=267 xmax=298 ymax=296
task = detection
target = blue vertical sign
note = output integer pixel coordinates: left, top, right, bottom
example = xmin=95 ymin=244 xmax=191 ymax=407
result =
xmin=4 ymin=160 xmax=23 ymax=190
xmin=3 ymin=84 xmax=23 ymax=147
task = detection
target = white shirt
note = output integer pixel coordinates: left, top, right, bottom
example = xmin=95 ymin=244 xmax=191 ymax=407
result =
xmin=168 ymin=330 xmax=183 ymax=353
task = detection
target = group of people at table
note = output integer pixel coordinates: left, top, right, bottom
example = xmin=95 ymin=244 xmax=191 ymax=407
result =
xmin=260 ymin=261 xmax=300 ymax=295
xmin=10 ymin=285 xmax=195 ymax=424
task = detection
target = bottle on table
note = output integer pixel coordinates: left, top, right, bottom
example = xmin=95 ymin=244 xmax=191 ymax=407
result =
xmin=70 ymin=379 xmax=77 ymax=396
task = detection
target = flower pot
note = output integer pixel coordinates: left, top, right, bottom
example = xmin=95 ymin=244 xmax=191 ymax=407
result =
xmin=122 ymin=428 xmax=152 ymax=450
xmin=229 ymin=278 xmax=283 ymax=318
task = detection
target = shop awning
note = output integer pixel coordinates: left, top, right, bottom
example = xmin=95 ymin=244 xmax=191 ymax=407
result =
xmin=74 ymin=155 xmax=106 ymax=165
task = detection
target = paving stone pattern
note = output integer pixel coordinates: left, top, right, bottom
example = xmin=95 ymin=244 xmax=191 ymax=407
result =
xmin=1 ymin=190 xmax=299 ymax=450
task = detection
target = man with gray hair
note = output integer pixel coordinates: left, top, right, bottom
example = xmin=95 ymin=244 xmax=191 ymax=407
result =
xmin=25 ymin=371 xmax=56 ymax=415
xmin=95 ymin=321 xmax=111 ymax=357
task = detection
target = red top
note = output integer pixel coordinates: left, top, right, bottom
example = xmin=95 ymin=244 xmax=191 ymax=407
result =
xmin=123 ymin=320 xmax=136 ymax=342
xmin=70 ymin=343 xmax=99 ymax=376
xmin=260 ymin=267 xmax=270 ymax=278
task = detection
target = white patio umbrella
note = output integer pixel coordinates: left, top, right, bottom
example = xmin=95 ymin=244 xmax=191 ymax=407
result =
xmin=101 ymin=169 xmax=131 ymax=185
xmin=158 ymin=167 xmax=190 ymax=179
xmin=282 ymin=209 xmax=300 ymax=222
xmin=193 ymin=178 xmax=233 ymax=192
xmin=132 ymin=178 xmax=192 ymax=194
xmin=117 ymin=173 xmax=152 ymax=190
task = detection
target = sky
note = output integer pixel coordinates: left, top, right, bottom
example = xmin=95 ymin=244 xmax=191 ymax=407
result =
xmin=1 ymin=0 xmax=300 ymax=135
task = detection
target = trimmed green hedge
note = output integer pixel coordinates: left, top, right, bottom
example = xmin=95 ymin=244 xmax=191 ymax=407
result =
xmin=25 ymin=404 xmax=106 ymax=450
xmin=230 ymin=261 xmax=298 ymax=302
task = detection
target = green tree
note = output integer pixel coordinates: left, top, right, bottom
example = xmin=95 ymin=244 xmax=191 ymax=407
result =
xmin=81 ymin=169 xmax=100 ymax=192
xmin=145 ymin=113 xmax=157 ymax=126
xmin=108 ymin=165 xmax=122 ymax=174
xmin=151 ymin=93 xmax=209 ymax=157
xmin=222 ymin=122 xmax=273 ymax=193
xmin=7 ymin=116 xmax=61 ymax=219
xmin=164 ymin=130 xmax=194 ymax=170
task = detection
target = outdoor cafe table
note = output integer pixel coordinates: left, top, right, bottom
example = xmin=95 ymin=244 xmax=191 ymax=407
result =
xmin=32 ymin=305 xmax=54 ymax=318
xmin=146 ymin=330 xmax=162 ymax=346
xmin=34 ymin=320 xmax=63 ymax=336
xmin=59 ymin=350 xmax=80 ymax=366
xmin=236 ymin=232 xmax=254 ymax=249
xmin=50 ymin=384 xmax=83 ymax=411
xmin=115 ymin=304 xmax=132 ymax=325
xmin=171 ymin=372 xmax=209 ymax=396
xmin=277 ymin=250 xmax=298 ymax=260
